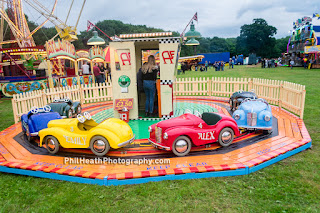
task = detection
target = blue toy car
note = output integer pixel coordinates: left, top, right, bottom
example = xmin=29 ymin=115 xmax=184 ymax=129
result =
xmin=232 ymin=98 xmax=273 ymax=134
xmin=21 ymin=105 xmax=62 ymax=141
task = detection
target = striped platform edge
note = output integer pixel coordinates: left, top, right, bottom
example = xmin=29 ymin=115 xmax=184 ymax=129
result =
xmin=0 ymin=141 xmax=311 ymax=186
xmin=0 ymin=99 xmax=312 ymax=186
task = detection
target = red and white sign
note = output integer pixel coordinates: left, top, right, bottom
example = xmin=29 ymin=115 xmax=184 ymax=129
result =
xmin=162 ymin=51 xmax=175 ymax=64
xmin=117 ymin=49 xmax=131 ymax=66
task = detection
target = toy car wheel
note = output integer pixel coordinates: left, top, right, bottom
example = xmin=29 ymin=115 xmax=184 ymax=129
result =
xmin=263 ymin=130 xmax=272 ymax=135
xmin=218 ymin=127 xmax=234 ymax=147
xmin=172 ymin=136 xmax=192 ymax=157
xmin=76 ymin=105 xmax=82 ymax=114
xmin=22 ymin=124 xmax=31 ymax=141
xmin=90 ymin=136 xmax=110 ymax=157
xmin=67 ymin=109 xmax=73 ymax=118
xmin=44 ymin=136 xmax=60 ymax=154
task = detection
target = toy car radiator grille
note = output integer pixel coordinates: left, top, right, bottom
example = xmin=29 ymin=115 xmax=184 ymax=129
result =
xmin=247 ymin=112 xmax=257 ymax=126
xmin=155 ymin=126 xmax=162 ymax=143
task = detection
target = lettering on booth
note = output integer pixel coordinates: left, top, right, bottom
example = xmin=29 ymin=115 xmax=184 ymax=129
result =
xmin=162 ymin=51 xmax=175 ymax=64
xmin=120 ymin=52 xmax=131 ymax=65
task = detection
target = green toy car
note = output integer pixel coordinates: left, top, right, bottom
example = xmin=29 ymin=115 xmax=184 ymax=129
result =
xmin=49 ymin=98 xmax=81 ymax=118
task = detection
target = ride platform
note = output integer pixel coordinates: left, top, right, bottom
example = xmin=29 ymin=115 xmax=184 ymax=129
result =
xmin=0 ymin=97 xmax=312 ymax=186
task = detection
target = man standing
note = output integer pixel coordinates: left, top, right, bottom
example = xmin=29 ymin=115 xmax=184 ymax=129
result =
xmin=290 ymin=59 xmax=294 ymax=69
xmin=205 ymin=61 xmax=208 ymax=72
xmin=82 ymin=61 xmax=90 ymax=75
xmin=93 ymin=63 xmax=104 ymax=84
xmin=303 ymin=57 xmax=308 ymax=69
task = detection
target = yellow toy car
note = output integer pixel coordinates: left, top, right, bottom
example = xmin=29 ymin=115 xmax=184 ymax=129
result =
xmin=39 ymin=112 xmax=135 ymax=156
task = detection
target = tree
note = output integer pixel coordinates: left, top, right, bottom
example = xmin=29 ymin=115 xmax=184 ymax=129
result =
xmin=236 ymin=18 xmax=277 ymax=58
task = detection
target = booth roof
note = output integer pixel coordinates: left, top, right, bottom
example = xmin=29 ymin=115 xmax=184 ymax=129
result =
xmin=111 ymin=37 xmax=181 ymax=43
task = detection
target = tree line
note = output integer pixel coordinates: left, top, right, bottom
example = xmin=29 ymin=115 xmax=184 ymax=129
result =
xmin=3 ymin=17 xmax=289 ymax=59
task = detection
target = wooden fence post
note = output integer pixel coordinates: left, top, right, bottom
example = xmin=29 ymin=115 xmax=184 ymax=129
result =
xmin=208 ymin=77 xmax=212 ymax=97
xmin=11 ymin=95 xmax=19 ymax=123
xmin=279 ymin=84 xmax=283 ymax=110
xmin=80 ymin=85 xmax=85 ymax=104
xmin=300 ymin=89 xmax=306 ymax=119
xmin=248 ymin=78 xmax=253 ymax=91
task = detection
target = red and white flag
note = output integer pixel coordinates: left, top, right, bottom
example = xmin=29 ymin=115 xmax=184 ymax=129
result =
xmin=193 ymin=12 xmax=198 ymax=22
xmin=87 ymin=21 xmax=95 ymax=32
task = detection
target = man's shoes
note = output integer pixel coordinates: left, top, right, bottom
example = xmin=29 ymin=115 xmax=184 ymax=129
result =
xmin=145 ymin=112 xmax=149 ymax=117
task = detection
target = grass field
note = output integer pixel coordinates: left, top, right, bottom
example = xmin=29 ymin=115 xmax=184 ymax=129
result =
xmin=0 ymin=65 xmax=319 ymax=212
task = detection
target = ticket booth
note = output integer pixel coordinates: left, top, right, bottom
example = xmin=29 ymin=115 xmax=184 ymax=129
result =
xmin=109 ymin=34 xmax=181 ymax=120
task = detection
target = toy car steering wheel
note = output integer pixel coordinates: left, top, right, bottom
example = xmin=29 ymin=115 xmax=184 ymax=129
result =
xmin=84 ymin=112 xmax=92 ymax=120
xmin=185 ymin=109 xmax=192 ymax=114
xmin=30 ymin=107 xmax=39 ymax=114
xmin=77 ymin=114 xmax=86 ymax=123
xmin=195 ymin=110 xmax=202 ymax=118
xmin=257 ymin=98 xmax=268 ymax=105
xmin=243 ymin=98 xmax=251 ymax=103
xmin=44 ymin=105 xmax=51 ymax=112
xmin=251 ymin=89 xmax=255 ymax=93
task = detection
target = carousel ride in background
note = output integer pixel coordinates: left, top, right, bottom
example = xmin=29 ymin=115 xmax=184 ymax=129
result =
xmin=0 ymin=0 xmax=88 ymax=97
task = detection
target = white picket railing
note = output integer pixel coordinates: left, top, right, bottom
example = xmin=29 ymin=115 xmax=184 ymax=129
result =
xmin=11 ymin=77 xmax=306 ymax=123
xmin=12 ymin=83 xmax=112 ymax=123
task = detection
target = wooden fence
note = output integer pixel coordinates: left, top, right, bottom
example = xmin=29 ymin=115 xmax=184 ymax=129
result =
xmin=174 ymin=77 xmax=306 ymax=118
xmin=11 ymin=77 xmax=306 ymax=123
xmin=12 ymin=83 xmax=112 ymax=123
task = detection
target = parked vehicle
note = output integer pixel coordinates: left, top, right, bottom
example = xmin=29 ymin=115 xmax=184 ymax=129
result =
xmin=229 ymin=90 xmax=258 ymax=111
xmin=39 ymin=112 xmax=135 ymax=156
xmin=148 ymin=112 xmax=240 ymax=156
xmin=21 ymin=105 xmax=61 ymax=141
xmin=232 ymin=98 xmax=273 ymax=134
xmin=49 ymin=98 xmax=81 ymax=118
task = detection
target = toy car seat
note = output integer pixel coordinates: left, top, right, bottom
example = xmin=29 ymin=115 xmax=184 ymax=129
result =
xmin=202 ymin=112 xmax=222 ymax=126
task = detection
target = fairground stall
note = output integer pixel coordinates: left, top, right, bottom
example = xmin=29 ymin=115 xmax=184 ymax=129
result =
xmin=109 ymin=32 xmax=180 ymax=119
xmin=45 ymin=39 xmax=106 ymax=88
xmin=286 ymin=15 xmax=320 ymax=68
xmin=0 ymin=46 xmax=52 ymax=97
xmin=178 ymin=55 xmax=204 ymax=70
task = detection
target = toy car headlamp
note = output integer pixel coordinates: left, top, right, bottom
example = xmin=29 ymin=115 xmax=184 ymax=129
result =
xmin=148 ymin=126 xmax=152 ymax=133
xmin=264 ymin=115 xmax=271 ymax=122
xmin=163 ymin=132 xmax=168 ymax=140
xmin=234 ymin=114 xmax=240 ymax=120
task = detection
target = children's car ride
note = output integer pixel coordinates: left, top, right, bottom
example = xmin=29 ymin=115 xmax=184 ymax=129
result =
xmin=229 ymin=90 xmax=257 ymax=111
xmin=49 ymin=98 xmax=81 ymax=118
xmin=148 ymin=112 xmax=240 ymax=156
xmin=38 ymin=112 xmax=135 ymax=156
xmin=232 ymin=98 xmax=272 ymax=134
xmin=21 ymin=105 xmax=62 ymax=141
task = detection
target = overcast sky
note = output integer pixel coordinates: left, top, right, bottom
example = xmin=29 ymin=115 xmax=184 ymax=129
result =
xmin=24 ymin=0 xmax=320 ymax=39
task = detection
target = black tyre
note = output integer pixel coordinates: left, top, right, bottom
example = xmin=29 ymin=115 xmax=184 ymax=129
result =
xmin=76 ymin=105 xmax=82 ymax=114
xmin=22 ymin=124 xmax=31 ymax=142
xmin=44 ymin=136 xmax=60 ymax=154
xmin=90 ymin=136 xmax=110 ymax=157
xmin=229 ymin=99 xmax=233 ymax=111
xmin=263 ymin=130 xmax=272 ymax=135
xmin=218 ymin=127 xmax=234 ymax=147
xmin=67 ymin=108 xmax=73 ymax=118
xmin=172 ymin=136 xmax=192 ymax=157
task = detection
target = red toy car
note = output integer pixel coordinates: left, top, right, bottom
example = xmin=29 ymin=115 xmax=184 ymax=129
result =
xmin=148 ymin=112 xmax=240 ymax=156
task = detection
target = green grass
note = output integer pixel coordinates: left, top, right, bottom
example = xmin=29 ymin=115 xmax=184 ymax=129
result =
xmin=0 ymin=66 xmax=319 ymax=212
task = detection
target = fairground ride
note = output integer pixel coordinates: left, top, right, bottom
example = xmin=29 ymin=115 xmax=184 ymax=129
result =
xmin=0 ymin=0 xmax=86 ymax=96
